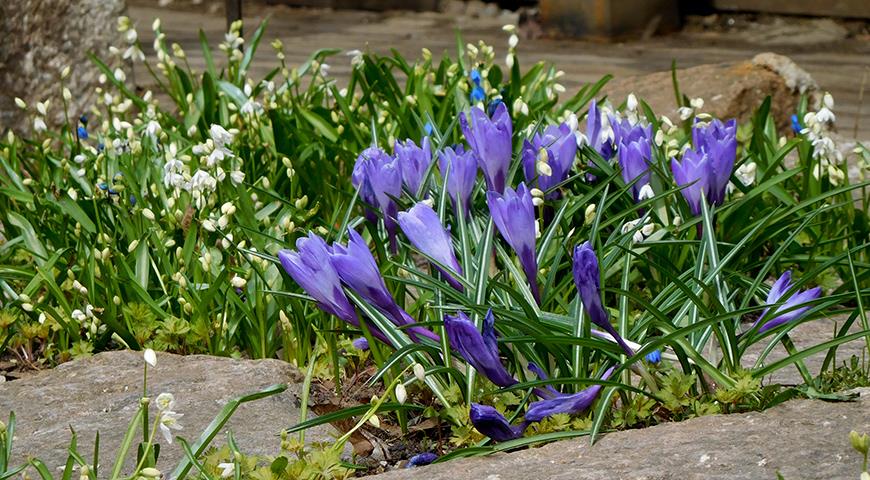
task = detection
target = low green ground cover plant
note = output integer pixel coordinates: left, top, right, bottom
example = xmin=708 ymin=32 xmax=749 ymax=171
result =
xmin=1 ymin=15 xmax=869 ymax=477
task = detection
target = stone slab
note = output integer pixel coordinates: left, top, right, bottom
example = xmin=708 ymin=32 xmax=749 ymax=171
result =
xmin=368 ymin=390 xmax=870 ymax=480
xmin=0 ymin=351 xmax=337 ymax=473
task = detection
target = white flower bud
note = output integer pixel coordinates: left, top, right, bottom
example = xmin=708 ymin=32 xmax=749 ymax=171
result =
xmin=395 ymin=383 xmax=407 ymax=404
xmin=626 ymin=93 xmax=638 ymax=112
xmin=142 ymin=208 xmax=155 ymax=221
xmin=127 ymin=240 xmax=140 ymax=253
xmin=413 ymin=363 xmax=426 ymax=382
xmin=14 ymin=97 xmax=27 ymax=109
xmin=144 ymin=348 xmax=157 ymax=367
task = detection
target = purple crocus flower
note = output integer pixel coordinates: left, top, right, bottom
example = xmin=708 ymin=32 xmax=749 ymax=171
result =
xmin=406 ymin=452 xmax=438 ymax=468
xmin=395 ymin=137 xmax=432 ymax=196
xmin=671 ymin=119 xmax=737 ymax=215
xmin=352 ymin=337 xmax=370 ymax=351
xmin=460 ymin=103 xmax=513 ymax=194
xmin=439 ymin=145 xmax=478 ymax=218
xmin=487 ymin=183 xmax=541 ymax=304
xmin=521 ymin=123 xmax=578 ymax=198
xmin=278 ymin=233 xmax=389 ymax=344
xmin=586 ymin=99 xmax=614 ymax=161
xmin=469 ymin=403 xmax=527 ymax=442
xmin=444 ymin=310 xmax=517 ymax=388
xmin=524 ymin=366 xmax=615 ymax=422
xmin=752 ymin=271 xmax=822 ymax=334
xmin=692 ymin=118 xmax=737 ymax=206
xmin=278 ymin=233 xmax=358 ymax=325
xmin=573 ymin=242 xmax=634 ymax=356
xmin=352 ymin=147 xmax=403 ymax=252
xmin=330 ymin=229 xmax=439 ymax=342
xmin=670 ymin=148 xmax=708 ymax=216
xmin=611 ymin=117 xmax=653 ymax=201
xmin=397 ymin=202 xmax=463 ymax=291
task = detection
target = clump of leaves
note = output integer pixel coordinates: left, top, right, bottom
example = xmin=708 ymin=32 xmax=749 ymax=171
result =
xmin=817 ymin=355 xmax=870 ymax=393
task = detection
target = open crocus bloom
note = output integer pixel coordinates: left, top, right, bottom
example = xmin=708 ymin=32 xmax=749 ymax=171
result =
xmin=752 ymin=271 xmax=822 ymax=334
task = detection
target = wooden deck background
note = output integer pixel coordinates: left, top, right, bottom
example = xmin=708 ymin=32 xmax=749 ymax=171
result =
xmin=128 ymin=2 xmax=870 ymax=142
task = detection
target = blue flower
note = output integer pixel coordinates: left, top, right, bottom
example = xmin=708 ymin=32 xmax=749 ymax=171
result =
xmin=486 ymin=98 xmax=504 ymax=118
xmin=470 ymin=86 xmax=486 ymax=103
xmin=573 ymin=242 xmax=634 ymax=356
xmin=394 ymin=137 xmax=432 ymax=196
xmin=439 ymin=145 xmax=478 ymax=218
xmin=470 ymin=68 xmax=483 ymax=85
xmin=791 ymin=114 xmax=802 ymax=134
xmin=521 ymin=123 xmax=578 ymax=198
xmin=352 ymin=337 xmax=370 ymax=351
xmin=77 ymin=126 xmax=88 ymax=140
xmin=352 ymin=147 xmax=403 ymax=252
xmin=397 ymin=202 xmax=463 ymax=291
xmin=751 ymin=271 xmax=822 ymax=334
xmin=460 ymin=103 xmax=513 ymax=194
xmin=524 ymin=366 xmax=615 ymax=422
xmin=469 ymin=403 xmax=527 ymax=442
xmin=444 ymin=310 xmax=517 ymax=388
xmin=423 ymin=122 xmax=434 ymax=136
xmin=406 ymin=452 xmax=438 ymax=468
xmin=330 ymin=229 xmax=439 ymax=343
xmin=487 ymin=183 xmax=540 ymax=304
xmin=79 ymin=114 xmax=88 ymax=125
xmin=645 ymin=350 xmax=662 ymax=364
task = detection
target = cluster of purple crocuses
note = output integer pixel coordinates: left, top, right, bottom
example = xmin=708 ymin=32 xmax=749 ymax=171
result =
xmin=279 ymin=99 xmax=821 ymax=443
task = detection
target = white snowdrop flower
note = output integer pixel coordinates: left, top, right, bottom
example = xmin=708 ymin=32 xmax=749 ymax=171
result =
xmin=638 ymin=183 xmax=655 ymax=201
xmin=395 ymin=383 xmax=407 ymax=404
xmin=36 ymin=101 xmax=48 ymax=116
xmin=368 ymin=415 xmax=380 ymax=428
xmin=530 ymin=187 xmax=544 ymax=198
xmin=689 ymin=97 xmax=704 ymax=110
xmin=565 ymin=112 xmax=579 ymax=132
xmin=152 ymin=18 xmax=161 ymax=31
xmin=677 ymin=106 xmax=694 ymax=121
xmin=221 ymin=202 xmax=236 ymax=215
xmin=141 ymin=468 xmax=161 ymax=479
xmin=113 ymin=68 xmax=126 ymax=82
xmin=502 ymin=24 xmax=516 ymax=33
xmin=67 ymin=188 xmax=78 ymax=201
xmin=155 ymin=392 xmax=176 ymax=411
xmin=413 ymin=363 xmax=426 ymax=382
xmin=736 ymin=162 xmax=757 ymax=186
xmin=641 ymin=222 xmax=655 ymax=237
xmin=534 ymin=219 xmax=542 ymax=239
xmin=319 ymin=63 xmax=331 ymax=77
xmin=654 ymin=129 xmax=665 ymax=147
xmin=74 ymin=154 xmax=86 ymax=164
xmin=146 ymin=120 xmax=161 ymax=139
xmin=505 ymin=53 xmax=515 ymax=69
xmin=217 ymin=215 xmax=229 ymax=230
xmin=218 ymin=463 xmax=235 ymax=479
xmin=63 ymin=88 xmax=72 ymax=102
xmin=230 ymin=170 xmax=245 ymax=185
xmin=626 ymin=93 xmax=638 ymax=112
xmin=585 ymin=203 xmax=597 ymax=225
xmin=823 ymin=92 xmax=834 ymax=110
xmin=14 ymin=97 xmax=26 ymax=109
xmin=532 ymin=197 xmax=544 ymax=206
xmin=346 ymin=49 xmax=363 ymax=68
xmin=142 ymin=208 xmax=156 ymax=221
xmin=38 ymin=313 xmax=46 ymax=325
xmin=536 ymin=160 xmax=552 ymax=177
xmin=158 ymin=410 xmax=183 ymax=444
xmin=202 ymin=219 xmax=216 ymax=232
xmin=33 ymin=117 xmax=47 ymax=132
xmin=21 ymin=303 xmax=34 ymax=312
xmin=209 ymin=124 xmax=234 ymax=147
xmin=143 ymin=348 xmax=158 ymax=367
xmin=815 ymin=107 xmax=835 ymax=125
xmin=553 ymin=83 xmax=566 ymax=93
xmin=125 ymin=28 xmax=138 ymax=44
xmin=231 ymin=276 xmax=247 ymax=289
xmin=673 ymin=216 xmax=682 ymax=227
xmin=508 ymin=34 xmax=519 ymax=49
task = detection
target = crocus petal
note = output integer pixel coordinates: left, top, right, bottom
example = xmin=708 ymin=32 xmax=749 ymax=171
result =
xmin=406 ymin=452 xmax=438 ymax=468
xmin=395 ymin=137 xmax=432 ymax=195
xmin=524 ymin=367 xmax=615 ymax=422
xmin=487 ymin=183 xmax=540 ymax=304
xmin=614 ymin=120 xmax=653 ymax=202
xmin=353 ymin=147 xmax=403 ymax=252
xmin=469 ymin=403 xmax=527 ymax=442
xmin=397 ymin=202 xmax=463 ymax=290
xmin=461 ymin=103 xmax=513 ymax=194
xmin=439 ymin=145 xmax=478 ymax=218
xmin=573 ymin=242 xmax=634 ymax=356
xmin=522 ymin=124 xmax=577 ymax=196
xmin=330 ymin=229 xmax=439 ymax=342
xmin=444 ymin=310 xmax=517 ymax=388
xmin=279 ymin=233 xmax=357 ymax=325
xmin=757 ymin=286 xmax=822 ymax=334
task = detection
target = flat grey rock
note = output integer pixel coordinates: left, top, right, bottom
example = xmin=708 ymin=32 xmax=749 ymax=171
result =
xmin=0 ymin=351 xmax=336 ymax=473
xmin=369 ymin=392 xmax=870 ymax=480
